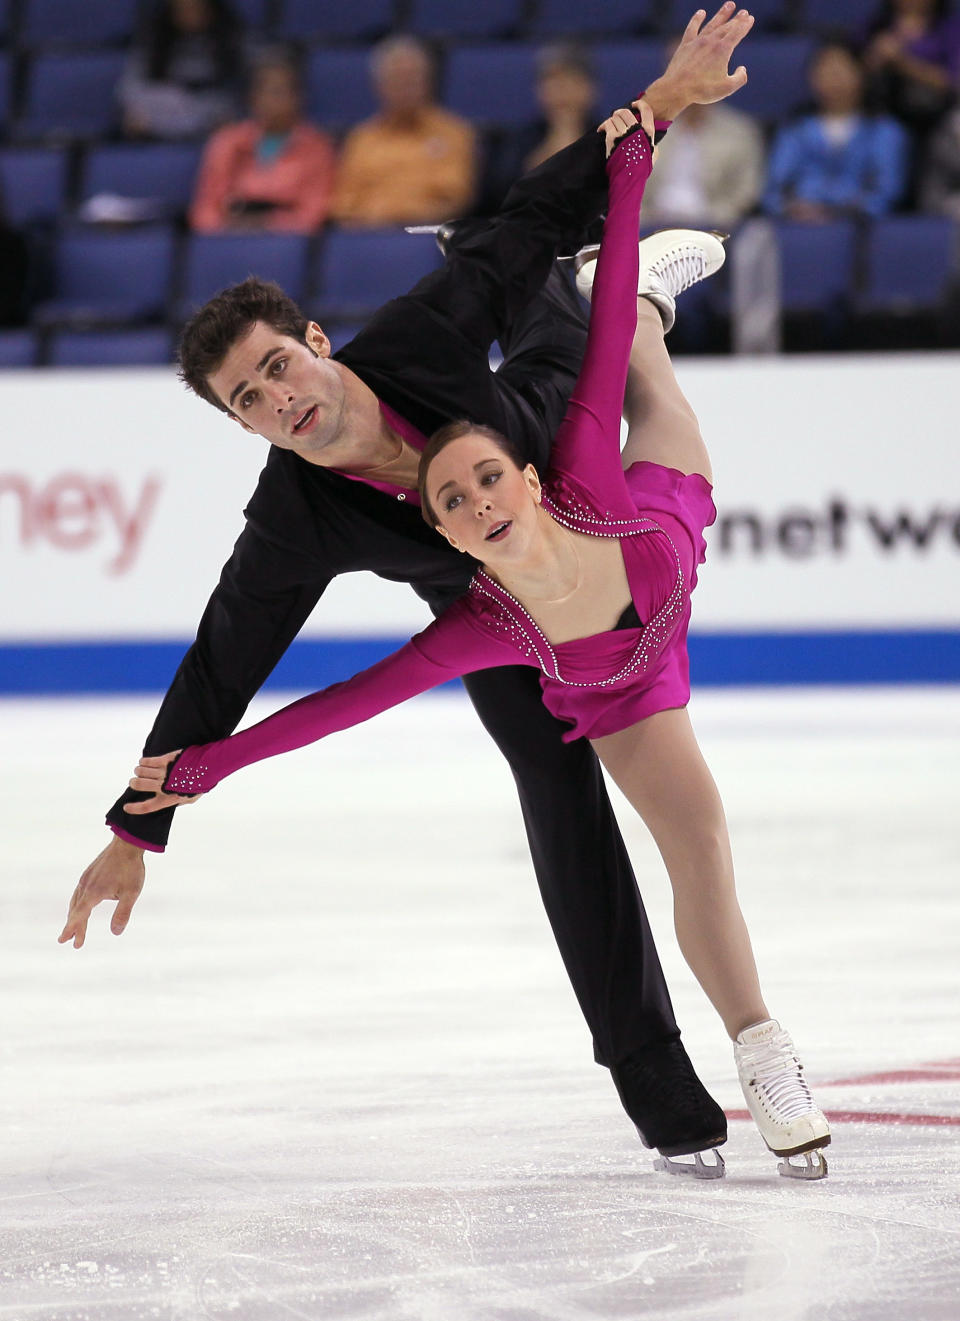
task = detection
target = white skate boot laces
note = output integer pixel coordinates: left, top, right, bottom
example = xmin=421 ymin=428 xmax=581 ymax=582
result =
xmin=648 ymin=245 xmax=708 ymax=301
xmin=740 ymin=1032 xmax=815 ymax=1121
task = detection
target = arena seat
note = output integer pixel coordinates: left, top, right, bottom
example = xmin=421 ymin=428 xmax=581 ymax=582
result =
xmin=314 ymin=229 xmax=442 ymax=317
xmin=528 ymin=0 xmax=663 ymax=37
xmin=802 ymin=0 xmax=877 ymax=37
xmin=79 ymin=143 xmax=203 ymax=219
xmin=304 ymin=47 xmax=376 ymax=131
xmin=0 ymin=147 xmax=67 ymax=226
xmin=443 ymin=45 xmax=540 ymax=127
xmin=592 ymin=42 xmax=669 ymax=114
xmin=725 ymin=36 xmax=814 ymax=123
xmin=18 ymin=51 xmax=125 ymax=139
xmin=279 ymin=0 xmax=395 ymax=41
xmin=860 ymin=216 xmax=957 ymax=312
xmin=731 ymin=0 xmax=793 ymax=32
xmin=406 ymin=0 xmax=524 ymax=39
xmin=230 ymin=0 xmax=272 ymax=30
xmin=47 ymin=328 xmax=173 ymax=368
xmin=178 ymin=233 xmax=311 ymax=319
xmin=774 ymin=219 xmax=857 ymax=313
xmin=21 ymin=0 xmax=140 ymax=47
xmin=35 ymin=224 xmax=176 ymax=325
xmin=0 ymin=331 xmax=38 ymax=368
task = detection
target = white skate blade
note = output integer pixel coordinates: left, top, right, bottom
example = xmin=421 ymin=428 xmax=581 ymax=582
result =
xmin=778 ymin=1149 xmax=828 ymax=1181
xmin=653 ymin=1150 xmax=726 ymax=1180
xmin=403 ymin=225 xmax=441 ymax=234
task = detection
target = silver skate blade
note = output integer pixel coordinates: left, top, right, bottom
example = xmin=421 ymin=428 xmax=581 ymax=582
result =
xmin=778 ymin=1149 xmax=828 ymax=1181
xmin=653 ymin=1149 xmax=726 ymax=1180
xmin=403 ymin=225 xmax=441 ymax=235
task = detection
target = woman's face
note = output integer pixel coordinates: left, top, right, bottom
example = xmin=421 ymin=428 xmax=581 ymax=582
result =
xmin=251 ymin=65 xmax=301 ymax=133
xmin=427 ymin=433 xmax=542 ymax=563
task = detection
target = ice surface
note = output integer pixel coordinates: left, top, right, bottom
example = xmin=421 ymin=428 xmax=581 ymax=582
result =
xmin=1 ymin=687 xmax=958 ymax=1320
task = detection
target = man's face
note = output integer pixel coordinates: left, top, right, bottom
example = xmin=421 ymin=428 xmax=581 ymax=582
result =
xmin=208 ymin=321 xmax=346 ymax=457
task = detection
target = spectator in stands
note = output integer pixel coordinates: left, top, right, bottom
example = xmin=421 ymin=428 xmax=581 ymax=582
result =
xmin=331 ymin=36 xmax=476 ymax=228
xmin=119 ymin=0 xmax=243 ymax=141
xmin=919 ymin=103 xmax=960 ymax=216
xmin=862 ymin=0 xmax=960 ymax=147
xmin=484 ymin=45 xmax=599 ymax=210
xmin=762 ymin=38 xmax=909 ymax=221
xmin=641 ymin=38 xmax=764 ymax=227
xmin=190 ymin=50 xmax=337 ymax=234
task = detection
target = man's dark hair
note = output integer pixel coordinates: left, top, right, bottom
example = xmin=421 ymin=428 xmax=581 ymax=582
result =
xmin=418 ymin=419 xmax=529 ymax=528
xmin=178 ymin=276 xmax=311 ymax=413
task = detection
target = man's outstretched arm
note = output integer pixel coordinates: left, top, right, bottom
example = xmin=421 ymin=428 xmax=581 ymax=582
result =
xmin=60 ymin=515 xmax=331 ymax=948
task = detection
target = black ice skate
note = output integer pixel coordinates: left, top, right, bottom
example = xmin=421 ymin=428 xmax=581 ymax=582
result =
xmin=612 ymin=1039 xmax=728 ymax=1180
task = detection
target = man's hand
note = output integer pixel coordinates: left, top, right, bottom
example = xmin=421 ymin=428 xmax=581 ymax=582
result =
xmin=59 ymin=836 xmax=146 ymax=949
xmin=644 ymin=4 xmax=754 ymax=122
xmin=122 ymin=751 xmax=202 ymax=816
xmin=599 ymin=100 xmax=656 ymax=159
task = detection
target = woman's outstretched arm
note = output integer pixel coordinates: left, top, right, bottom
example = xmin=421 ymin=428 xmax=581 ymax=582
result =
xmin=123 ymin=609 xmax=522 ymax=812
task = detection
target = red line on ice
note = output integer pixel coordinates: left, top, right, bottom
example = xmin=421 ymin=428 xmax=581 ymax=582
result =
xmin=725 ymin=1108 xmax=960 ymax=1127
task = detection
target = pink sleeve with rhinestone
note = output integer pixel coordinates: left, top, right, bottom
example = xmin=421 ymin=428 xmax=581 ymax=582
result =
xmin=160 ymin=605 xmax=521 ymax=797
xmin=546 ymin=128 xmax=653 ymax=512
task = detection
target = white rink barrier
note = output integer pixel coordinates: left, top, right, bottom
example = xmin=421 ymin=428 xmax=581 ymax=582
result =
xmin=2 ymin=354 xmax=958 ymax=690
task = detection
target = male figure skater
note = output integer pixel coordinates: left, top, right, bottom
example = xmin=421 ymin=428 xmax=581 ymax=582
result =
xmin=61 ymin=7 xmax=754 ymax=1174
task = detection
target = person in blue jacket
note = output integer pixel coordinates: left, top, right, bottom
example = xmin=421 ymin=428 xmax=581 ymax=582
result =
xmin=763 ymin=36 xmax=909 ymax=221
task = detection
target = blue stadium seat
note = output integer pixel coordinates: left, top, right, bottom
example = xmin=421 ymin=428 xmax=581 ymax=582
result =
xmin=443 ymin=45 xmax=540 ymax=126
xmin=592 ymin=42 xmax=669 ymax=114
xmin=406 ymin=0 xmax=523 ymax=38
xmin=314 ymin=230 xmax=442 ymax=316
xmin=179 ymin=233 xmax=311 ymax=318
xmin=529 ymin=0 xmax=663 ymax=36
xmin=0 ymin=53 xmax=10 ymax=134
xmin=733 ymin=0 xmax=793 ymax=32
xmin=35 ymin=224 xmax=176 ymax=325
xmin=802 ymin=0 xmax=876 ymax=37
xmin=19 ymin=51 xmax=125 ymax=139
xmin=860 ymin=216 xmax=957 ymax=312
xmin=0 ymin=147 xmax=68 ymax=225
xmin=0 ymin=331 xmax=38 ymax=368
xmin=231 ymin=0 xmax=272 ymax=30
xmin=317 ymin=319 xmax=366 ymax=351
xmin=279 ymin=0 xmax=394 ymax=41
xmin=774 ymin=219 xmax=856 ymax=312
xmin=305 ymin=48 xmax=376 ymax=131
xmin=727 ymin=36 xmax=814 ymax=123
xmin=80 ymin=143 xmax=203 ymax=218
xmin=21 ymin=0 xmax=140 ymax=46
xmin=47 ymin=328 xmax=173 ymax=367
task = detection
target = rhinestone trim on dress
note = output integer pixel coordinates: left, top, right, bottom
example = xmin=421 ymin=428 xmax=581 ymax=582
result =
xmin=469 ymin=476 xmax=686 ymax=689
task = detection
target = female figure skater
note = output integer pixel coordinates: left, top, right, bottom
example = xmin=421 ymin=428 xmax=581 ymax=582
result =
xmin=127 ymin=101 xmax=830 ymax=1180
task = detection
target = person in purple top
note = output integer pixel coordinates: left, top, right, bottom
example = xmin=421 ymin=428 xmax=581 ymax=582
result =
xmin=126 ymin=96 xmax=832 ymax=1181
xmin=863 ymin=0 xmax=960 ymax=146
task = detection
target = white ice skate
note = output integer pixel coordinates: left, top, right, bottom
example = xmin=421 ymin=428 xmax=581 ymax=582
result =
xmin=573 ymin=228 xmax=727 ymax=332
xmin=734 ymin=1019 xmax=831 ymax=1180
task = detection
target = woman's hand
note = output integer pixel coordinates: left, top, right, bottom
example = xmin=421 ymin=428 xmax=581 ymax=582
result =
xmin=599 ymin=99 xmax=656 ymax=160
xmin=123 ymin=751 xmax=203 ymax=815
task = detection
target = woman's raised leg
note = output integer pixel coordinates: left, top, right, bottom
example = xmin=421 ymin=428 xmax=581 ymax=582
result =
xmin=620 ymin=297 xmax=713 ymax=482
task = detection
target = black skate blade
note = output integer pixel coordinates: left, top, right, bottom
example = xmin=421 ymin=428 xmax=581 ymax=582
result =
xmin=653 ymin=1149 xmax=726 ymax=1180
xmin=778 ymin=1149 xmax=828 ymax=1181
